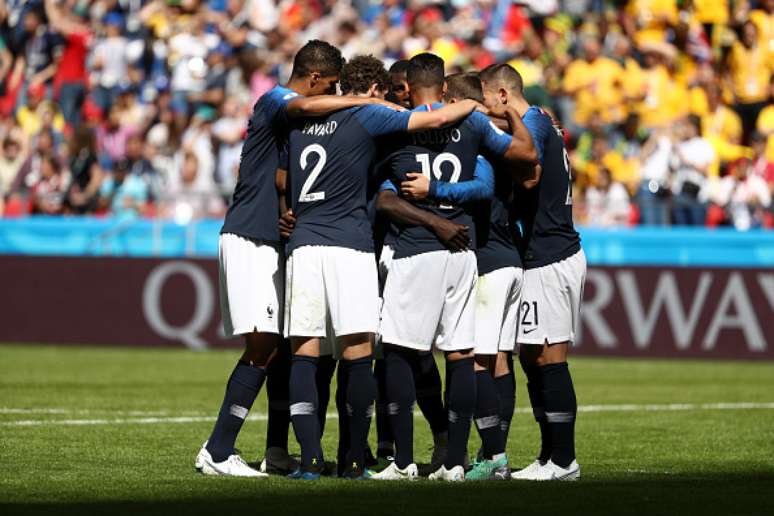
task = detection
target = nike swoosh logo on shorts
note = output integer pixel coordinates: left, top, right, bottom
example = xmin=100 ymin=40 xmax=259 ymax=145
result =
xmin=523 ymin=328 xmax=538 ymax=335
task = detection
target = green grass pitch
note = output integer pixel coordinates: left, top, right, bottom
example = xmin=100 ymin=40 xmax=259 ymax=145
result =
xmin=1 ymin=344 xmax=773 ymax=515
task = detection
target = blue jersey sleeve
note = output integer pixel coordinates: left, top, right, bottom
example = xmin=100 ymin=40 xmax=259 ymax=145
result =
xmin=470 ymin=111 xmax=512 ymax=158
xmin=355 ymin=105 xmax=411 ymax=137
xmin=428 ymin=155 xmax=494 ymax=204
xmin=379 ymin=179 xmax=398 ymax=193
xmin=522 ymin=107 xmax=552 ymax=164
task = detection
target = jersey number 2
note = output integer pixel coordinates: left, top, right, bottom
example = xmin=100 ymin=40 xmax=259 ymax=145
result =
xmin=416 ymin=152 xmax=461 ymax=209
xmin=299 ymin=144 xmax=327 ymax=203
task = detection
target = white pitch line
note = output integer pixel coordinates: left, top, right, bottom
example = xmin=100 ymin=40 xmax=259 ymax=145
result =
xmin=1 ymin=402 xmax=774 ymax=427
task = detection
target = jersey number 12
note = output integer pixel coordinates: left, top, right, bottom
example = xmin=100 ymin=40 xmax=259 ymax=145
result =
xmin=416 ymin=152 xmax=461 ymax=209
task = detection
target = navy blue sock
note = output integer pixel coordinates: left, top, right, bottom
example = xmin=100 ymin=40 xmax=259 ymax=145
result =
xmin=474 ymin=370 xmax=505 ymax=459
xmin=335 ymin=360 xmax=350 ymax=475
xmin=289 ymin=355 xmax=323 ymax=470
xmin=316 ymin=355 xmax=337 ymax=436
xmin=265 ymin=340 xmax=291 ymax=451
xmin=445 ymin=357 xmax=475 ymax=469
xmin=416 ymin=351 xmax=448 ymax=436
xmin=344 ymin=357 xmax=376 ymax=469
xmin=495 ymin=368 xmax=516 ymax=445
xmin=541 ymin=362 xmax=577 ymax=468
xmin=522 ymin=359 xmax=550 ymax=462
xmin=385 ymin=346 xmax=416 ymax=469
xmin=374 ymin=359 xmax=394 ymax=456
xmin=207 ymin=361 xmax=266 ymax=462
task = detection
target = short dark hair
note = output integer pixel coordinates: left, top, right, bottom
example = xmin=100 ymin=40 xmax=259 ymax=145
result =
xmin=291 ymin=40 xmax=344 ymax=79
xmin=479 ymin=63 xmax=524 ymax=94
xmin=340 ymin=55 xmax=389 ymax=95
xmin=445 ymin=73 xmax=484 ymax=103
xmin=407 ymin=53 xmax=445 ymax=89
xmin=389 ymin=59 xmax=410 ymax=77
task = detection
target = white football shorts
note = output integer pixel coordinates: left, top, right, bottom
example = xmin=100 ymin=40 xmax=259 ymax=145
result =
xmin=517 ymin=249 xmax=586 ymax=346
xmin=380 ymin=249 xmax=478 ymax=352
xmin=218 ymin=233 xmax=283 ymax=337
xmin=284 ymin=245 xmax=379 ymax=339
xmin=475 ymin=266 xmax=523 ymax=355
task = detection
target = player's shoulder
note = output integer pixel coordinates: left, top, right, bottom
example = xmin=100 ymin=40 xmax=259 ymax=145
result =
xmin=260 ymin=86 xmax=301 ymax=110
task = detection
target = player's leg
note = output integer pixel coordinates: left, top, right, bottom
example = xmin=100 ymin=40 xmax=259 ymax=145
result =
xmin=513 ymin=251 xmax=585 ymax=481
xmin=415 ymin=351 xmax=449 ymax=471
xmin=373 ymin=358 xmax=394 ymax=460
xmin=289 ymin=337 xmax=325 ymax=478
xmin=494 ymin=351 xmax=516 ymax=445
xmin=197 ymin=235 xmax=280 ymax=477
xmin=338 ymin=333 xmax=377 ymax=478
xmin=495 ymin=267 xmax=521 ymax=447
xmin=285 ymin=246 xmax=328 ymax=479
xmin=429 ymin=250 xmax=479 ymax=482
xmin=324 ymin=247 xmax=380 ymax=479
xmin=374 ymin=245 xmax=395 ymax=461
xmin=262 ymin=339 xmax=299 ymax=475
xmin=316 ymin=354 xmax=337 ymax=436
xmin=373 ymin=252 xmax=445 ymax=480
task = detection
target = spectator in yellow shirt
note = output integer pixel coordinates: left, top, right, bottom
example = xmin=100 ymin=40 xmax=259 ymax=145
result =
xmin=625 ymin=0 xmax=679 ymax=45
xmin=727 ymin=21 xmax=771 ymax=142
xmin=637 ymin=42 xmax=689 ymax=128
xmin=562 ymin=37 xmax=625 ymax=128
xmin=15 ymin=84 xmax=65 ymax=138
xmin=755 ymin=77 xmax=774 ymax=161
xmin=701 ymin=82 xmax=747 ymax=171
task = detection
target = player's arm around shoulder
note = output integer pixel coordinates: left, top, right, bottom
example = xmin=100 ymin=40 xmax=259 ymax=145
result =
xmin=402 ymin=155 xmax=495 ymax=203
xmin=486 ymin=105 xmax=538 ymax=165
xmin=406 ymin=99 xmax=479 ymax=132
xmin=286 ymin=96 xmax=404 ymax=118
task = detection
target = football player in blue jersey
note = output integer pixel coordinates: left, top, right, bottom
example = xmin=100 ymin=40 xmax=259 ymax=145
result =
xmin=282 ymin=55 xmax=482 ymax=480
xmin=400 ymin=72 xmax=523 ymax=480
xmin=372 ymin=58 xmax=455 ymax=473
xmin=480 ymin=64 xmax=586 ymax=481
xmin=196 ymin=41 xmax=406 ymax=478
xmin=373 ymin=53 xmax=538 ymax=482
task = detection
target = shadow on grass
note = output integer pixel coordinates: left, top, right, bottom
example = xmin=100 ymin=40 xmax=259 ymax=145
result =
xmin=3 ymin=471 xmax=774 ymax=516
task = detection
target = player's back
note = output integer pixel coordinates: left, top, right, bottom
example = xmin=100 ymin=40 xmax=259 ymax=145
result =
xmin=287 ymin=104 xmax=409 ymax=255
xmin=387 ymin=103 xmax=485 ymax=258
xmin=475 ymin=156 xmax=522 ymax=275
xmin=221 ymin=85 xmax=298 ymax=241
xmin=518 ymin=107 xmax=580 ymax=268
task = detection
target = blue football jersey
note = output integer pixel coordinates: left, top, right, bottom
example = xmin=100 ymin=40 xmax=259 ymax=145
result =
xmin=385 ymin=103 xmax=513 ymax=259
xmin=472 ymin=156 xmax=523 ymax=275
xmin=286 ymin=104 xmax=411 ymax=254
xmin=221 ymin=85 xmax=299 ymax=241
xmin=517 ymin=107 xmax=581 ymax=269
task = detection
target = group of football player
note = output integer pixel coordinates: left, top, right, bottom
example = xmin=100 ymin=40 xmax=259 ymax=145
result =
xmin=194 ymin=39 xmax=586 ymax=483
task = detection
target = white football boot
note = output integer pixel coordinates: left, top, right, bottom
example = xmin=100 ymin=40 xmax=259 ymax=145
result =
xmin=195 ymin=442 xmax=268 ymax=478
xmin=511 ymin=460 xmax=545 ymax=480
xmin=428 ymin=465 xmax=465 ymax=482
xmin=532 ymin=460 xmax=581 ymax=481
xmin=371 ymin=462 xmax=419 ymax=480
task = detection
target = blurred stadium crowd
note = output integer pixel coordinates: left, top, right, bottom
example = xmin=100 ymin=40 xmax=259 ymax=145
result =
xmin=0 ymin=0 xmax=771 ymax=229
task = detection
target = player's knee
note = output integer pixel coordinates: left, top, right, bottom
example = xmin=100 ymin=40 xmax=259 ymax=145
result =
xmin=494 ymin=351 xmax=512 ymax=377
xmin=242 ymin=331 xmax=280 ymax=367
xmin=446 ymin=348 xmax=474 ymax=361
xmin=340 ymin=332 xmax=373 ymax=360
xmin=534 ymin=342 xmax=569 ymax=366
xmin=474 ymin=354 xmax=495 ymax=372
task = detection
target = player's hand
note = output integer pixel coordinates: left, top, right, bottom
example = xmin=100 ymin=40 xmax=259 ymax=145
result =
xmin=369 ymin=98 xmax=407 ymax=111
xmin=430 ymin=218 xmax=470 ymax=252
xmin=279 ymin=209 xmax=296 ymax=239
xmin=400 ymin=172 xmax=430 ymax=201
